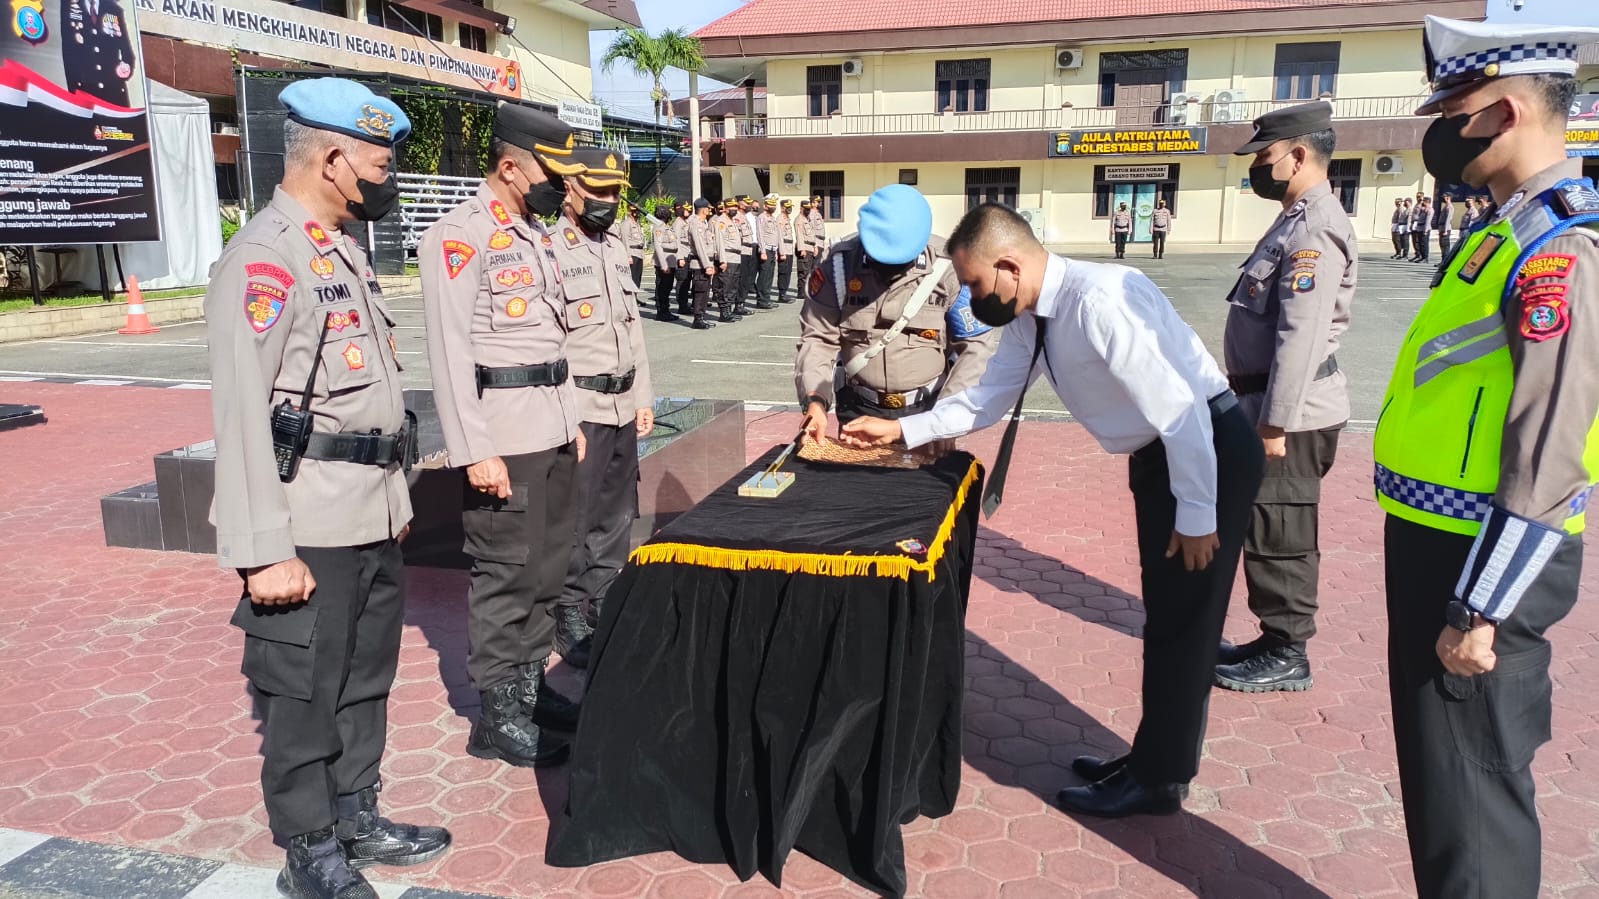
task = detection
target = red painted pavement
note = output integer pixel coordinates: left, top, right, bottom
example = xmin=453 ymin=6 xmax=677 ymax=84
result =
xmin=1 ymin=382 xmax=1597 ymax=898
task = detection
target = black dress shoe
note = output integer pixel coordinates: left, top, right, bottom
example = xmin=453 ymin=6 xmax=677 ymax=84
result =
xmin=1056 ymin=767 xmax=1186 ymax=818
xmin=334 ymin=786 xmax=451 ymax=869
xmin=656 ymin=313 xmax=681 ymax=323
xmin=1216 ymin=636 xmax=1271 ymax=667
xmin=277 ymin=828 xmax=378 ymax=899
xmin=1215 ymin=645 xmax=1312 ymax=693
xmin=691 ymin=317 xmax=715 ymax=330
xmin=1071 ymin=753 xmax=1128 ymax=782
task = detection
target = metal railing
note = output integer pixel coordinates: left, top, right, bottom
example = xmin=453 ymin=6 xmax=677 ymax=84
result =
xmin=723 ymin=95 xmax=1424 ymax=139
xmin=397 ymin=172 xmax=479 ymax=254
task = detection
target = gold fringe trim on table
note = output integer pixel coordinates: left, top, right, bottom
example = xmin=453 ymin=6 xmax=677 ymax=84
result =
xmin=629 ymin=458 xmax=983 ymax=583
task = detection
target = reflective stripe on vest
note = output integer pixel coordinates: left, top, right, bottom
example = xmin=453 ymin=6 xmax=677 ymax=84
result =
xmin=1373 ymin=179 xmax=1599 ymax=537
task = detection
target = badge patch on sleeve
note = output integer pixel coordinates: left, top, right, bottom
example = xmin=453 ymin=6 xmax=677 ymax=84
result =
xmin=244 ymin=282 xmax=286 ymax=333
xmin=1293 ymin=272 xmax=1316 ymax=292
xmin=1517 ymin=253 xmax=1575 ymax=283
xmin=245 ymin=261 xmax=294 ymax=288
xmin=488 ymin=230 xmax=514 ymax=250
xmin=442 ymin=240 xmax=475 ymax=279
xmin=1520 ymin=291 xmax=1570 ymax=341
xmin=807 ymin=267 xmax=826 ymax=299
xmin=947 ymin=287 xmax=991 ymax=339
xmin=1290 ymin=249 xmax=1321 ymax=262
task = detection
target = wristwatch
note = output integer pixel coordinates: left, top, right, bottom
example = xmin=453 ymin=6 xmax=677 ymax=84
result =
xmin=1445 ymin=600 xmax=1491 ymax=632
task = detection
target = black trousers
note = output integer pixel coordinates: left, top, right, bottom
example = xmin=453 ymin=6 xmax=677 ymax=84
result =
xmin=1412 ymin=231 xmax=1428 ymax=259
xmin=235 ymin=540 xmax=405 ymax=838
xmin=690 ymin=269 xmax=711 ymax=316
xmin=1438 ymin=230 xmax=1453 ymax=261
xmin=1386 ymin=515 xmax=1581 ymax=899
xmin=739 ymin=251 xmax=759 ymax=302
xmin=561 ymin=420 xmax=639 ymax=618
xmin=1113 ymin=233 xmax=1128 ymax=257
xmin=629 ymin=257 xmax=644 ymax=289
xmin=1243 ymin=423 xmax=1343 ymax=647
xmin=776 ymin=254 xmax=794 ymax=300
xmin=674 ymin=265 xmax=693 ymax=314
xmin=1152 ymin=231 xmax=1167 ymax=258
xmin=1393 ymin=231 xmax=1407 ymax=255
xmin=652 ymin=267 xmax=675 ymax=318
xmin=1127 ymin=402 xmax=1263 ymax=786
xmin=797 ymin=252 xmax=815 ymax=296
xmin=462 ymin=444 xmax=578 ymax=690
xmin=716 ymin=264 xmax=740 ymax=315
xmin=755 ymin=254 xmax=776 ymax=304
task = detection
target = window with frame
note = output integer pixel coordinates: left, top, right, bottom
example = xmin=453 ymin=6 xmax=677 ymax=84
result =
xmin=936 ymin=58 xmax=990 ymax=113
xmin=1328 ymin=158 xmax=1361 ymax=214
xmin=285 ymin=0 xmax=347 ymax=15
xmin=810 ymin=171 xmax=844 ymax=221
xmin=965 ymin=167 xmax=1019 ymax=210
xmin=1274 ymin=42 xmax=1339 ymax=101
xmin=368 ymin=1 xmax=442 ymax=39
xmin=458 ymin=0 xmax=487 ymax=52
xmin=1091 ymin=165 xmax=1181 ymax=218
xmin=807 ymin=65 xmax=842 ymax=118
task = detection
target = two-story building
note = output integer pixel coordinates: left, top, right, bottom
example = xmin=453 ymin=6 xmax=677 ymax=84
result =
xmin=691 ymin=0 xmax=1534 ymax=251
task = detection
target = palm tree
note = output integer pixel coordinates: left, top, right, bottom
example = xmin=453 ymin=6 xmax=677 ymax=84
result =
xmin=600 ymin=26 xmax=705 ymax=196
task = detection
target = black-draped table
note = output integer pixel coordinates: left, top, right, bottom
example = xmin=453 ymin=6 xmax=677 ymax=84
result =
xmin=546 ymin=446 xmax=985 ymax=897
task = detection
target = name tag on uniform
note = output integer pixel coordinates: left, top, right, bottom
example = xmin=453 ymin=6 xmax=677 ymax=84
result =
xmin=1456 ymin=233 xmax=1504 ymax=285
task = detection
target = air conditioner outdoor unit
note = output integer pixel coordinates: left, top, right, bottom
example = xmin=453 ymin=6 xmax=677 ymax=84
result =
xmin=1167 ymin=92 xmax=1203 ymax=125
xmin=1055 ymin=48 xmax=1084 ymax=71
xmin=842 ymin=58 xmax=864 ymax=77
xmin=1211 ymin=89 xmax=1247 ymax=123
xmin=782 ymin=171 xmax=802 ymax=187
xmin=1375 ymin=154 xmax=1405 ymax=175
xmin=1017 ymin=208 xmax=1046 ymax=241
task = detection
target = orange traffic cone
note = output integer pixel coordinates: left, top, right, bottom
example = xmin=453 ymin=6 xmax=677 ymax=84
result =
xmin=118 ymin=275 xmax=159 ymax=335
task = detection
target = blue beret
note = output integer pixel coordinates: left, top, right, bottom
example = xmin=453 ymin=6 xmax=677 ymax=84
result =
xmin=279 ymin=78 xmax=410 ymax=147
xmin=858 ymin=184 xmax=931 ymax=266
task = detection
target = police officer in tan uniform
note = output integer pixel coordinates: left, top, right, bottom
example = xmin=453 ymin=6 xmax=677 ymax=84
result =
xmin=419 ymin=104 xmax=587 ymax=769
xmin=1215 ymin=101 xmax=1354 ymax=693
xmin=714 ymin=200 xmax=747 ymax=321
xmin=651 ymin=205 xmax=681 ymax=322
xmin=737 ymin=196 xmax=761 ymax=307
xmin=686 ymin=198 xmax=718 ymax=329
xmin=672 ymin=203 xmax=695 ymax=317
xmin=795 ymin=199 xmax=819 ymax=298
xmin=809 ymin=195 xmax=829 ymax=255
xmin=547 ymin=147 xmax=656 ymax=668
xmin=1151 ymin=199 xmax=1172 ymax=259
xmin=754 ymin=194 xmax=781 ymax=309
xmin=207 ymin=78 xmax=449 ymax=899
xmin=797 ymin=184 xmax=999 ymax=442
xmin=776 ymin=199 xmax=798 ymax=303
xmin=620 ymin=203 xmax=646 ymax=288
xmin=1111 ymin=203 xmax=1133 ymax=258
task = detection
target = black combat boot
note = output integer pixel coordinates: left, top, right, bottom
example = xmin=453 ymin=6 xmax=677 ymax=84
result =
xmin=754 ymin=299 xmax=776 ymax=310
xmin=466 ymin=681 xmax=569 ymax=768
xmin=691 ymin=316 xmax=715 ymax=330
xmin=1216 ymin=636 xmax=1272 ymax=667
xmin=733 ymin=304 xmax=754 ymax=317
xmin=277 ymin=828 xmax=377 ymax=899
xmin=1215 ymin=644 xmax=1312 ymax=693
xmin=334 ymin=785 xmax=451 ymax=869
xmin=518 ymin=658 xmax=582 ymax=732
xmin=553 ymin=604 xmax=593 ymax=669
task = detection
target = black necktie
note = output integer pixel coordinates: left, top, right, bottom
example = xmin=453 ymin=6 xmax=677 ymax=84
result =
xmin=980 ymin=319 xmax=1049 ymax=518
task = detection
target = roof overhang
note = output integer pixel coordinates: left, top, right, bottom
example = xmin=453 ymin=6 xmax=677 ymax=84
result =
xmin=545 ymin=0 xmax=641 ymax=30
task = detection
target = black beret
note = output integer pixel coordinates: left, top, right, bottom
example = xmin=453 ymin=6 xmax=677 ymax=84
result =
xmin=693 ymin=198 xmax=712 ymax=210
xmin=493 ymin=103 xmax=583 ymax=174
xmin=1234 ymin=100 xmax=1333 ymax=155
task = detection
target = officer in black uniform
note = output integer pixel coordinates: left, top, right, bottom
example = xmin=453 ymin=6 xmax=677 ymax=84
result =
xmin=61 ymin=0 xmax=136 ymax=107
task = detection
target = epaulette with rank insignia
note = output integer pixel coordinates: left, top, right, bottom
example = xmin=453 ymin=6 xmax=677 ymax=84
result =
xmin=1552 ymin=180 xmax=1599 ymax=219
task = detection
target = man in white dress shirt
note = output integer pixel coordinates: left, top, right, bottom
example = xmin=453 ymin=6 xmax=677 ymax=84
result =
xmin=843 ymin=203 xmax=1265 ymax=817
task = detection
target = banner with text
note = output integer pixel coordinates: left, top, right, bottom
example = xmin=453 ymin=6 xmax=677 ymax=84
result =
xmin=1049 ymin=127 xmax=1208 ymax=158
xmin=0 ymin=0 xmax=161 ymax=243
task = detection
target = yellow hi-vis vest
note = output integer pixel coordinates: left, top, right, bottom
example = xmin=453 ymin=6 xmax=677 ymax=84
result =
xmin=1374 ymin=183 xmax=1599 ymax=537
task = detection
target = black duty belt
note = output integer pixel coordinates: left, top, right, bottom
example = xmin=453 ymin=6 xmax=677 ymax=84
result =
xmin=575 ymin=370 xmax=636 ymax=394
xmin=477 ymin=359 xmax=569 ymax=395
xmin=1227 ymin=355 xmax=1339 ymax=397
xmin=842 ymin=382 xmax=936 ymax=413
xmin=304 ymin=413 xmax=417 ymax=471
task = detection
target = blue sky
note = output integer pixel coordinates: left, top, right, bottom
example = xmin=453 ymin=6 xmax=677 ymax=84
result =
xmin=1483 ymin=0 xmax=1599 ymax=25
xmin=587 ymin=0 xmax=745 ymax=121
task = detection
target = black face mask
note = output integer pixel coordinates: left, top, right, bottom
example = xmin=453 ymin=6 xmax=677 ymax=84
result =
xmin=866 ymin=258 xmax=913 ymax=283
xmin=524 ymin=179 xmax=566 ymax=218
xmin=577 ymin=198 xmax=619 ymax=234
xmin=1248 ymin=157 xmax=1291 ymax=202
xmin=1423 ymin=108 xmax=1498 ymax=186
xmin=969 ymin=266 xmax=1021 ymax=327
xmin=340 ymin=157 xmax=399 ymax=221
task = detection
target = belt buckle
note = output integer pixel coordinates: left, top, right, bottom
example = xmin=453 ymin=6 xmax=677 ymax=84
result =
xmin=882 ymin=392 xmax=906 ymax=410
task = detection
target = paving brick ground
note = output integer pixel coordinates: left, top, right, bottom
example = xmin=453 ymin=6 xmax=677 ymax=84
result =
xmin=1 ymin=381 xmax=1597 ymax=898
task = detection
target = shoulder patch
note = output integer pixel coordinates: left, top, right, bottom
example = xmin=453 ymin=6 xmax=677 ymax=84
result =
xmin=1520 ymin=290 xmax=1570 ymax=341
xmin=1290 ymin=249 xmax=1321 ymax=262
xmin=245 ymin=261 xmax=294 ymax=288
xmin=1518 ymin=253 xmax=1575 ymax=283
xmin=807 ymin=266 xmax=827 ymax=300
xmin=947 ymin=287 xmax=992 ymax=340
xmin=489 ymin=201 xmax=513 ymax=227
xmin=563 ymin=228 xmax=581 ymax=248
xmin=441 ymin=240 xmax=475 ymax=279
xmin=488 ymin=230 xmax=514 ymax=250
xmin=244 ymin=281 xmax=287 ymax=333
xmin=1553 ymin=182 xmax=1599 ymax=218
xmin=1292 ymin=272 xmax=1316 ymax=293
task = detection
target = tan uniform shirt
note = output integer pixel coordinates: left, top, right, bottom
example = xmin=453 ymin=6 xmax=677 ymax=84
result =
xmin=418 ymin=182 xmax=578 ymax=467
xmin=738 ymin=212 xmax=757 ymax=256
xmin=1224 ymin=180 xmax=1354 ymax=432
xmin=796 ymin=214 xmax=816 ymax=256
xmin=1111 ymin=211 xmax=1132 ymax=234
xmin=687 ymin=215 xmax=716 ymax=270
xmin=1152 ymin=208 xmax=1172 ymax=232
xmin=653 ymin=217 xmax=680 ymax=270
xmin=758 ymin=212 xmax=780 ymax=254
xmin=1488 ymin=159 xmax=1599 ymax=530
xmin=778 ymin=213 xmax=796 ymax=257
xmin=808 ymin=211 xmax=827 ymax=253
xmin=207 ymin=187 xmax=409 ymax=568
xmin=795 ymin=235 xmax=1000 ymax=406
xmin=548 ymin=219 xmax=654 ymax=426
xmin=715 ymin=214 xmax=741 ymax=263
xmin=621 ymin=215 xmax=646 ymax=260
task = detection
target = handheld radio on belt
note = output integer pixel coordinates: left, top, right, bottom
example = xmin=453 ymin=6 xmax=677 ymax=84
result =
xmin=270 ymin=312 xmax=333 ymax=483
